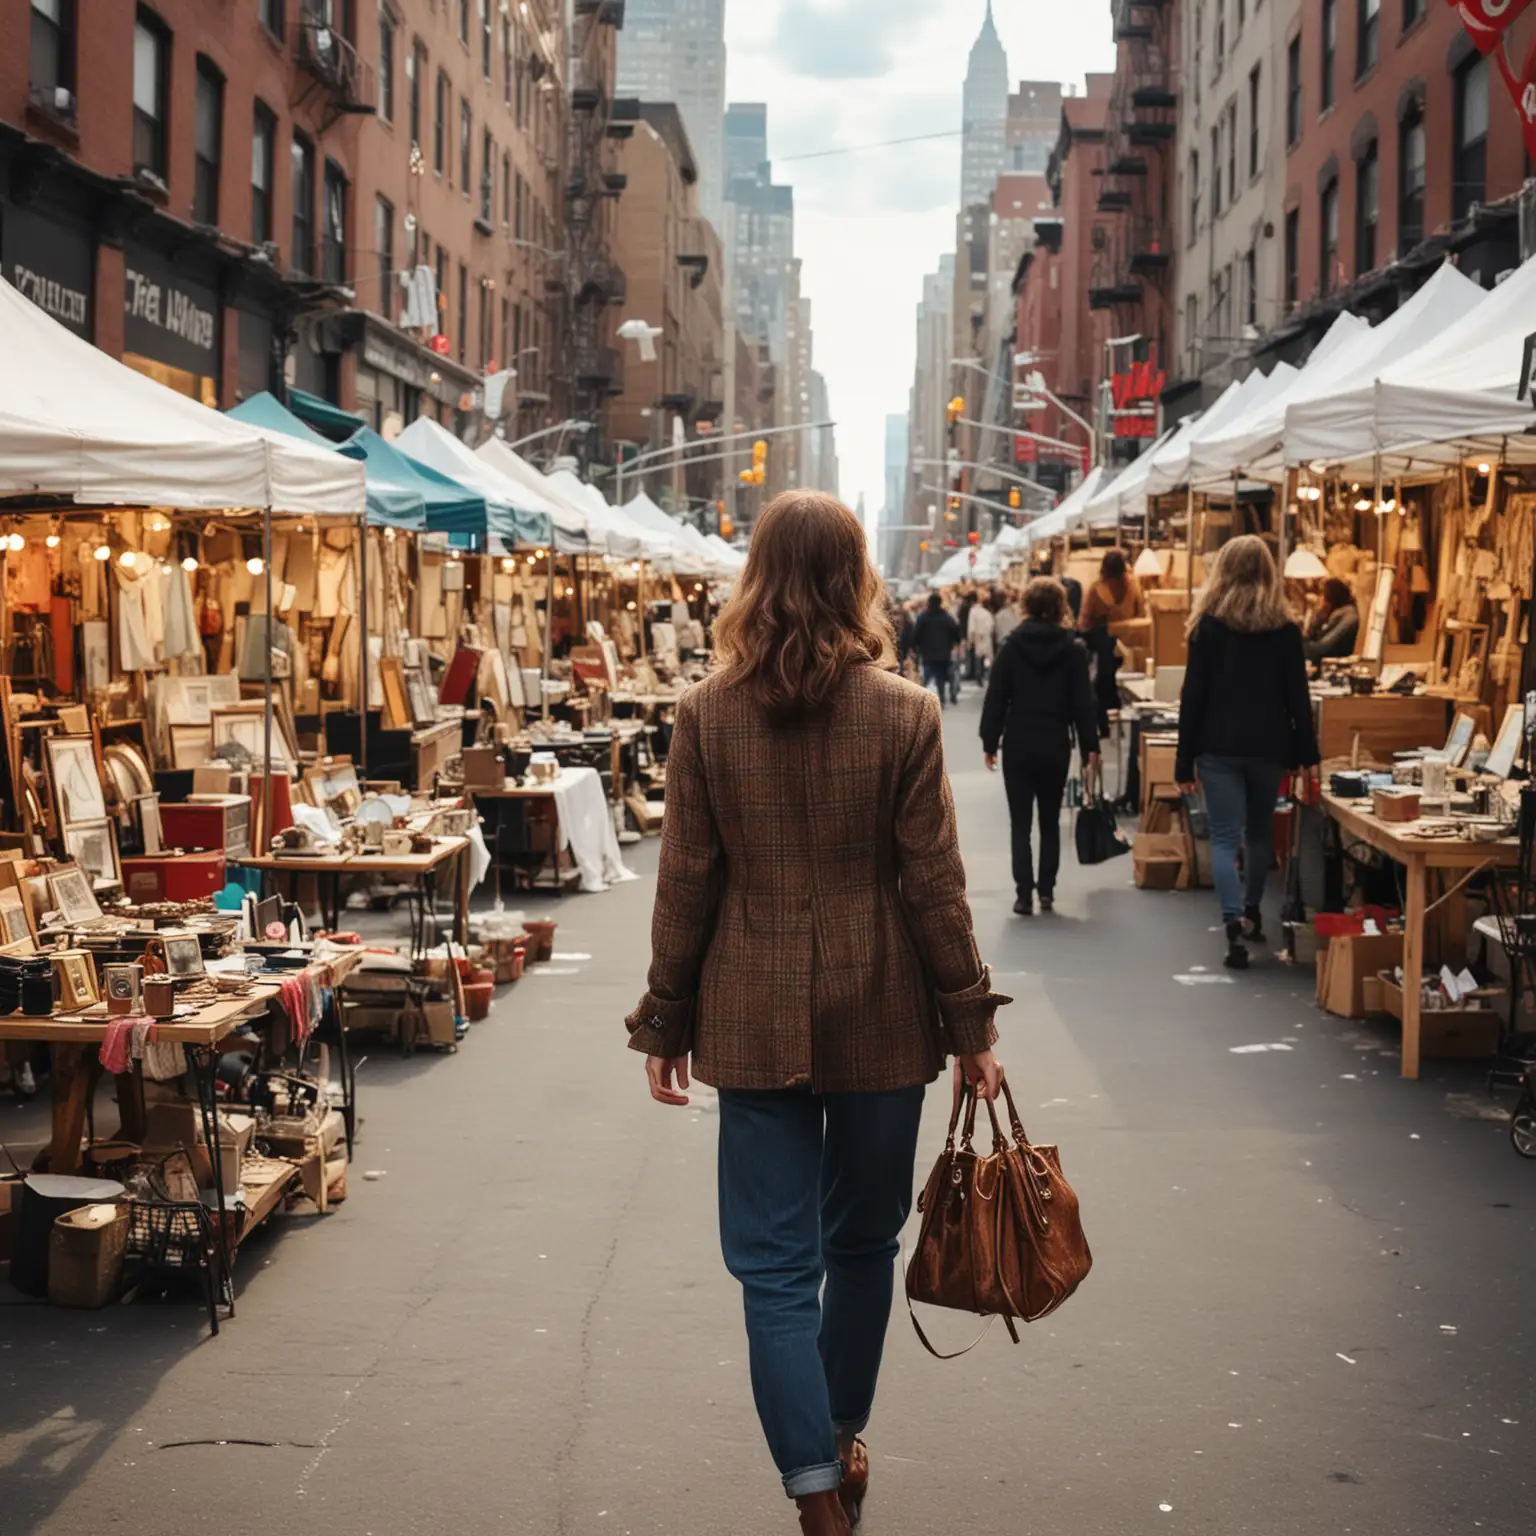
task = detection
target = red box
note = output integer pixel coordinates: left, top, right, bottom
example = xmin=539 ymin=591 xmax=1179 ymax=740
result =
xmin=119 ymin=851 xmax=227 ymax=905
xmin=159 ymin=796 xmax=250 ymax=856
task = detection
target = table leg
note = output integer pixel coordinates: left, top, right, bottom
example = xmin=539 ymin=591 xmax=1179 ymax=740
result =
xmin=187 ymin=1043 xmax=235 ymax=1316
xmin=1402 ymin=854 xmax=1426 ymax=1080
xmin=455 ymin=847 xmax=470 ymax=947
xmin=48 ymin=1042 xmax=90 ymax=1174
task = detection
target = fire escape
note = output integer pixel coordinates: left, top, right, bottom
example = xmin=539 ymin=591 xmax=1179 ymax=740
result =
xmin=293 ymin=0 xmax=377 ymax=131
xmin=1090 ymin=0 xmax=1176 ymax=352
xmin=563 ymin=3 xmax=627 ymax=461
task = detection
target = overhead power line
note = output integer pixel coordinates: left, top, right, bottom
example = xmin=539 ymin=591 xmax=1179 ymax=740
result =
xmin=778 ymin=128 xmax=964 ymax=163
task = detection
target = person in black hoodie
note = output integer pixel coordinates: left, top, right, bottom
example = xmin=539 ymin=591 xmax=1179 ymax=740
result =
xmin=981 ymin=577 xmax=1099 ymax=915
xmin=911 ymin=591 xmax=962 ymax=705
xmin=1175 ymin=535 xmax=1321 ymax=970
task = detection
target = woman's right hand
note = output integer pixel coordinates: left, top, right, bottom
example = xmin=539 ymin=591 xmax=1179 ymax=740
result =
xmin=956 ymin=1051 xmax=1002 ymax=1102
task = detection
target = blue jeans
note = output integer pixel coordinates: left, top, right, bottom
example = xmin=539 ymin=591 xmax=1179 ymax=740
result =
xmin=1199 ymin=754 xmax=1285 ymax=922
xmin=921 ymin=658 xmax=951 ymax=704
xmin=717 ymin=1085 xmax=926 ymax=1499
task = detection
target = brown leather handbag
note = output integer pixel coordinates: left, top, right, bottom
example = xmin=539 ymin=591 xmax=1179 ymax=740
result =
xmin=905 ymin=1072 xmax=1091 ymax=1356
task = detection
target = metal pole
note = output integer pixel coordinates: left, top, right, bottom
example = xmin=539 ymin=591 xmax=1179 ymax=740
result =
xmin=542 ymin=553 xmax=554 ymax=724
xmin=357 ymin=514 xmax=368 ymax=779
xmin=1373 ymin=451 xmax=1384 ymax=571
xmin=1278 ymin=468 xmax=1294 ymax=567
xmin=262 ymin=505 xmax=274 ymax=850
xmin=638 ymin=559 xmax=647 ymax=660
xmin=1185 ymin=482 xmax=1195 ymax=609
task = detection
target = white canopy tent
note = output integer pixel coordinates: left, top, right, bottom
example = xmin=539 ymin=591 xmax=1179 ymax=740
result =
xmin=1148 ymin=364 xmax=1300 ymax=494
xmin=543 ymin=468 xmax=672 ymax=560
xmin=476 ymin=437 xmax=590 ymax=549
xmin=1022 ymin=465 xmax=1107 ymax=546
xmin=703 ymin=533 xmax=747 ymax=573
xmin=621 ymin=492 xmax=732 ymax=575
xmin=0 ymin=277 xmax=363 ymax=514
xmin=1079 ymin=426 xmax=1185 ymax=528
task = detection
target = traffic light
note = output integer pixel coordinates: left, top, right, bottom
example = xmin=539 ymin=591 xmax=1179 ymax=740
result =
xmin=968 ymin=530 xmax=980 ymax=545
xmin=918 ymin=540 xmax=930 ymax=552
xmin=946 ymin=396 xmax=965 ymax=424
xmin=1008 ymin=487 xmax=1022 ymax=509
xmin=719 ymin=510 xmax=734 ymax=538
xmin=739 ymin=440 xmax=767 ymax=486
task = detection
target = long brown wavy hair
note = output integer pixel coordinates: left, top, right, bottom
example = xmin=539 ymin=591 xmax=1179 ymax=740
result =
xmin=712 ymin=491 xmax=893 ymax=723
xmin=1186 ymin=533 xmax=1294 ymax=636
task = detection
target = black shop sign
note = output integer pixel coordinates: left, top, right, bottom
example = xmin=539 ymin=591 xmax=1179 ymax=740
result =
xmin=123 ymin=245 xmax=219 ymax=376
xmin=0 ymin=202 xmax=93 ymax=339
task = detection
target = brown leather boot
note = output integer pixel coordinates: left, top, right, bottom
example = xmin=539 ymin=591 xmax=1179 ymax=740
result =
xmin=795 ymin=1489 xmax=852 ymax=1535
xmin=838 ymin=1438 xmax=869 ymax=1526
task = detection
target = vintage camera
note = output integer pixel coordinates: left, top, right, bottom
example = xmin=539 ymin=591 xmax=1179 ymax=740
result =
xmin=102 ymin=962 xmax=144 ymax=1018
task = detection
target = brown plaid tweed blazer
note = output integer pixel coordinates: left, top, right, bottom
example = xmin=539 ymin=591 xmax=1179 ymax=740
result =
xmin=625 ymin=662 xmax=1009 ymax=1091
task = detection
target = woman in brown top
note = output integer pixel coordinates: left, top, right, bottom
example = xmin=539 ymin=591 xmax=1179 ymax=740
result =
xmin=1079 ymin=546 xmax=1144 ymax=735
xmin=628 ymin=492 xmax=1007 ymax=1535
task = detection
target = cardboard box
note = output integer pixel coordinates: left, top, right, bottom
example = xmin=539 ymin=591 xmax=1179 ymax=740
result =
xmin=1133 ymin=832 xmax=1186 ymax=890
xmin=1318 ymin=933 xmax=1404 ymax=1018
xmin=142 ymin=1099 xmax=200 ymax=1151
xmin=1361 ymin=975 xmax=1386 ymax=1015
xmin=1378 ymin=977 xmax=1502 ymax=1057
xmin=1372 ymin=786 xmax=1421 ymax=822
xmin=461 ymin=746 xmax=505 ymax=790
xmin=420 ymin=1000 xmax=457 ymax=1047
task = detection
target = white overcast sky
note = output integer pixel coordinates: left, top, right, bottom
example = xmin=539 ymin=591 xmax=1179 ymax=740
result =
xmin=721 ymin=1 xmax=1115 ymax=523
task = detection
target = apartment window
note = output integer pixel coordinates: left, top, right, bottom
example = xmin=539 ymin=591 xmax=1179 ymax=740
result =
xmin=1454 ymin=53 xmax=1490 ymax=220
xmin=516 ymin=171 xmax=526 ymax=239
xmin=1356 ymin=142 xmax=1378 ymax=275
xmin=434 ymin=245 xmax=446 ymax=331
xmin=1184 ymin=293 xmax=1198 ymax=374
xmin=1321 ymin=0 xmax=1335 ymax=110
xmin=259 ymin=0 xmax=284 ymax=39
xmin=1189 ymin=149 xmax=1201 ymax=237
xmin=458 ymin=0 xmax=469 ymax=45
xmin=1211 ymin=125 xmax=1223 ymax=216
xmin=193 ymin=58 xmax=222 ymax=224
xmin=1226 ymin=103 xmax=1238 ymax=205
xmin=30 ymin=0 xmax=75 ymax=102
xmin=1248 ymin=65 xmax=1261 ymax=177
xmin=322 ymin=159 xmax=347 ymax=284
xmin=480 ymin=0 xmax=492 ymax=77
xmin=1286 ymin=36 xmax=1301 ymax=146
xmin=1214 ymin=0 xmax=1225 ymax=80
xmin=434 ymin=69 xmax=448 ymax=174
xmin=1236 ymin=0 xmax=1245 ymax=28
xmin=460 ymin=99 xmax=471 ymax=191
xmin=375 ymin=195 xmax=394 ymax=320
xmin=1244 ymin=245 xmax=1257 ymax=326
xmin=457 ymin=261 xmax=468 ymax=362
xmin=1193 ymin=2 xmax=1203 ymax=108
xmin=1403 ymin=0 xmax=1425 ymax=27
xmin=408 ymin=39 xmax=425 ymax=146
xmin=1284 ymin=207 xmax=1299 ymax=308
xmin=501 ymin=150 xmax=511 ymax=228
xmin=132 ymin=8 xmax=169 ymax=181
xmin=1357 ymin=0 xmax=1379 ymax=78
xmin=1320 ymin=177 xmax=1339 ymax=294
xmin=502 ymin=14 xmax=513 ymax=106
xmin=378 ymin=5 xmax=396 ymax=124
xmin=1399 ymin=106 xmax=1426 ymax=249
xmin=252 ymin=101 xmax=276 ymax=246
xmin=291 ymin=132 xmax=315 ymax=275
xmin=480 ymin=129 xmax=493 ymax=222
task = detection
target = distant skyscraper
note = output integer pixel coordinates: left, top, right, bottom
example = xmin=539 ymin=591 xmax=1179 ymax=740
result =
xmin=616 ymin=0 xmax=727 ymax=227
xmin=960 ymin=3 xmax=1010 ymax=206
xmin=724 ymin=103 xmax=769 ymax=192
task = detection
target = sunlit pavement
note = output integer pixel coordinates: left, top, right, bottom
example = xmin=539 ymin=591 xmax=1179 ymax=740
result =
xmin=2 ymin=688 xmax=1533 ymax=1535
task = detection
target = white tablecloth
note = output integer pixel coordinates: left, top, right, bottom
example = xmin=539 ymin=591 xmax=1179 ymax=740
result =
xmin=548 ymin=766 xmax=637 ymax=893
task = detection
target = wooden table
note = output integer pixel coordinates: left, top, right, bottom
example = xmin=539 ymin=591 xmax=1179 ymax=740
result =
xmin=1321 ymin=792 xmax=1520 ymax=1077
xmin=470 ymin=780 xmax=587 ymax=892
xmin=236 ymin=837 xmax=472 ymax=955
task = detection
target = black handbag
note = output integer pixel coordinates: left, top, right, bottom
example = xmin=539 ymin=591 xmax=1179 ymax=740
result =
xmin=1075 ymin=768 xmax=1130 ymax=865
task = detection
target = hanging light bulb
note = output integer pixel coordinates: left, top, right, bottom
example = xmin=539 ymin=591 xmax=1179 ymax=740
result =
xmin=500 ymin=557 xmax=516 ymax=572
xmin=565 ymin=585 xmax=575 ymax=597
xmin=1477 ymin=462 xmax=1491 ymax=476
xmin=45 ymin=533 xmax=60 ymax=549
xmin=385 ymin=527 xmax=397 ymax=542
xmin=535 ymin=548 xmax=547 ymax=559
xmin=93 ymin=543 xmax=111 ymax=561
xmin=5 ymin=533 xmax=24 ymax=553
xmin=1354 ymin=497 xmax=1373 ymax=512
xmin=246 ymin=556 xmax=265 ymax=575
xmin=182 ymin=556 xmax=199 ymax=572
xmin=526 ymin=555 xmax=536 ymax=566
xmin=626 ymin=600 xmax=637 ymax=611
xmin=118 ymin=549 xmax=136 ymax=567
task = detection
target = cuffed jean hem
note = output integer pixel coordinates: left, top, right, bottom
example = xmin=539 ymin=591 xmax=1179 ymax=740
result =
xmin=783 ymin=1460 xmax=845 ymax=1499
xmin=832 ymin=1411 xmax=870 ymax=1437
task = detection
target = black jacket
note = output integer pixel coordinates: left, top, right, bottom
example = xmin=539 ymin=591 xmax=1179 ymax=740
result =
xmin=979 ymin=621 xmax=1098 ymax=759
xmin=1175 ymin=614 xmax=1321 ymax=783
xmin=912 ymin=605 xmax=961 ymax=665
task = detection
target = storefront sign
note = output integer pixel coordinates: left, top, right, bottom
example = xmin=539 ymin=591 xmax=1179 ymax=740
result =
xmin=1 ymin=202 xmax=93 ymax=338
xmin=123 ymin=245 xmax=219 ymax=378
xmin=1111 ymin=357 xmax=1165 ymax=439
xmin=360 ymin=318 xmax=478 ymax=409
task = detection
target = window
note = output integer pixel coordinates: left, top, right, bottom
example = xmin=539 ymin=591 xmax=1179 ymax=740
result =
xmin=1236 ymin=0 xmax=1245 ymax=28
xmin=1211 ymin=125 xmax=1222 ymax=217
xmin=515 ymin=28 xmax=525 ymax=126
xmin=435 ymin=245 xmax=446 ymax=331
xmin=457 ymin=261 xmax=468 ymax=361
xmin=1284 ymin=207 xmax=1299 ymax=308
xmin=501 ymin=150 xmax=511 ymax=228
xmin=1399 ymin=106 xmax=1426 ymax=249
xmin=460 ymin=99 xmax=471 ymax=191
xmin=1193 ymin=2 xmax=1204 ymax=108
xmin=1356 ymin=142 xmax=1378 ymax=275
xmin=1404 ymin=0 xmax=1425 ymax=27
xmin=192 ymin=59 xmax=223 ymax=224
xmin=409 ymin=39 xmax=425 ymax=146
xmin=1320 ymin=177 xmax=1339 ymax=294
xmin=480 ymin=129 xmax=493 ymax=222
xmin=322 ymin=159 xmax=347 ymax=284
xmin=1214 ymin=0 xmax=1225 ymax=81
xmin=1244 ymin=245 xmax=1257 ymax=326
xmin=458 ymin=0 xmax=469 ymax=45
xmin=132 ymin=9 xmax=169 ymax=180
xmin=1248 ymin=65 xmax=1261 ymax=177
xmin=30 ymin=0 xmax=75 ymax=102
xmin=502 ymin=13 xmax=513 ymax=106
xmin=481 ymin=0 xmax=492 ymax=77
xmin=252 ymin=102 xmax=276 ymax=246
xmin=1184 ymin=292 xmax=1199 ymax=375
xmin=1357 ymin=0 xmax=1379 ymax=78
xmin=291 ymin=132 xmax=315 ymax=275
xmin=1321 ymin=0 xmax=1335 ymax=110
xmin=1188 ymin=149 xmax=1201 ymax=237
xmin=1454 ymin=54 xmax=1490 ymax=220
xmin=1286 ymin=36 xmax=1301 ymax=146
xmin=379 ymin=6 xmax=396 ymax=124
xmin=515 ymin=171 xmax=527 ymax=239
xmin=259 ymin=0 xmax=284 ymax=39
xmin=375 ymin=196 xmax=394 ymax=320
xmin=434 ymin=69 xmax=448 ymax=173
xmin=1226 ymin=103 xmax=1238 ymax=205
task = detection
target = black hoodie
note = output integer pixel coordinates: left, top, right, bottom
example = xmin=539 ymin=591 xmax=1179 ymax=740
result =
xmin=979 ymin=620 xmax=1098 ymax=759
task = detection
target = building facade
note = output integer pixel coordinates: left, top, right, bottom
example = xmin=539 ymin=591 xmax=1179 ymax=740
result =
xmin=960 ymin=3 xmax=1009 ymax=206
xmin=902 ymin=254 xmax=956 ymax=576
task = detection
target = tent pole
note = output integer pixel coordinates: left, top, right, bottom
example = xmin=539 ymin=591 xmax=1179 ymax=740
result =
xmin=1184 ymin=482 xmax=1195 ymax=608
xmin=638 ymin=559 xmax=647 ymax=660
xmin=262 ymin=504 xmax=274 ymax=853
xmin=1373 ymin=452 xmax=1384 ymax=571
xmin=357 ymin=514 xmax=368 ymax=780
xmin=1279 ymin=468 xmax=1294 ymax=566
xmin=542 ymin=552 xmax=554 ymax=724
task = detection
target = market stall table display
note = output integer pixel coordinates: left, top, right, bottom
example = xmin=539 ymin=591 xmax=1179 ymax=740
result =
xmin=469 ymin=767 xmax=635 ymax=893
xmin=1321 ymin=792 xmax=1520 ymax=1078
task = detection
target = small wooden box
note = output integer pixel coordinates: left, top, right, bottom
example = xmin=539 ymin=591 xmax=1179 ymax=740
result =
xmin=1372 ymin=787 xmax=1421 ymax=822
xmin=119 ymin=850 xmax=228 ymax=904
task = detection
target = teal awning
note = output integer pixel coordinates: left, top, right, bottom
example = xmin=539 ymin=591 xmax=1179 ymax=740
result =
xmin=229 ymin=393 xmax=426 ymax=529
xmin=288 ymin=387 xmax=367 ymax=441
xmin=342 ymin=427 xmax=487 ymax=534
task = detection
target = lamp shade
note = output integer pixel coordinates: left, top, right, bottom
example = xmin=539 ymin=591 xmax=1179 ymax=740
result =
xmin=1283 ymin=547 xmax=1329 ymax=580
xmin=1132 ymin=547 xmax=1163 ymax=578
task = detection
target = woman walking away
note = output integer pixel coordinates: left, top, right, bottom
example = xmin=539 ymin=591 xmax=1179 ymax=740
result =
xmin=1175 ymin=535 xmax=1321 ymax=970
xmin=911 ymin=591 xmax=961 ymax=705
xmin=1079 ymin=548 xmax=1143 ymax=735
xmin=980 ymin=578 xmax=1099 ymax=915
xmin=627 ymin=492 xmax=1007 ymax=1536
xmin=967 ymin=588 xmax=997 ymax=682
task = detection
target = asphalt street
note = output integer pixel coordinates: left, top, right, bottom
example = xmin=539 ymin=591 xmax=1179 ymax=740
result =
xmin=2 ymin=688 xmax=1534 ymax=1535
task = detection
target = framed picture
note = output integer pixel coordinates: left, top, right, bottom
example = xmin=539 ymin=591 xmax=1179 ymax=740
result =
xmin=0 ymin=886 xmax=33 ymax=946
xmin=104 ymin=742 xmax=153 ymax=805
xmin=64 ymin=819 xmax=122 ymax=891
xmin=1363 ymin=566 xmax=1395 ymax=664
xmin=1444 ymin=711 xmax=1478 ymax=768
xmin=160 ymin=931 xmax=205 ymax=978
xmin=406 ymin=669 xmax=437 ymax=728
xmin=169 ymin=724 xmax=213 ymax=770
xmin=53 ymin=949 xmax=97 ymax=1010
xmin=1486 ymin=705 xmax=1526 ymax=779
xmin=174 ymin=678 xmax=213 ymax=726
xmin=45 ymin=734 xmax=107 ymax=827
xmin=207 ymin=674 xmax=242 ymax=708
xmin=212 ymin=706 xmax=294 ymax=770
xmin=48 ymin=864 xmax=102 ymax=925
xmin=137 ymin=793 xmax=164 ymax=856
